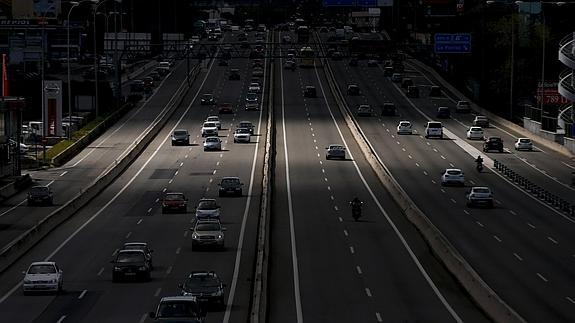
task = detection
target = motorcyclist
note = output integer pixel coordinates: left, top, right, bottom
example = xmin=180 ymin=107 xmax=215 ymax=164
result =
xmin=475 ymin=155 xmax=484 ymax=171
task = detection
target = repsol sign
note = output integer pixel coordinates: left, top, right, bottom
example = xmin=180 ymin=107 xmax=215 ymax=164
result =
xmin=0 ymin=20 xmax=32 ymax=26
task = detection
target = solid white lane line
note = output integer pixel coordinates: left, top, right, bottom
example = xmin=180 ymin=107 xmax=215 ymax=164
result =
xmin=365 ymin=288 xmax=372 ymax=297
xmin=376 ymin=312 xmax=383 ymax=322
xmin=60 ymin=171 xmax=68 ymax=177
xmin=513 ymin=253 xmax=523 ymax=261
xmin=97 ymin=267 xmax=104 ymax=276
xmin=527 ymin=223 xmax=537 ymax=229
xmin=350 ymin=246 xmax=355 ymax=254
xmin=566 ymin=297 xmax=575 ymax=305
xmin=476 ymin=221 xmax=484 ymax=227
xmin=316 ymin=62 xmax=462 ymax=322
xmin=137 ymin=219 xmax=143 ymax=225
xmin=537 ymin=273 xmax=548 ymax=282
xmin=356 ymin=266 xmax=363 ymax=274
xmin=493 ymin=235 xmax=502 ymax=242
xmin=547 ymin=237 xmax=558 ymax=244
xmin=78 ymin=290 xmax=87 ymax=299
xmin=56 ymin=315 xmax=66 ymax=323
xmin=138 ymin=313 xmax=148 ymax=323
xmin=154 ymin=288 xmax=162 ymax=297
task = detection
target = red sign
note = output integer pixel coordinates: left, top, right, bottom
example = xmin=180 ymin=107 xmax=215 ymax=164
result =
xmin=536 ymin=81 xmax=570 ymax=105
xmin=47 ymin=98 xmax=57 ymax=136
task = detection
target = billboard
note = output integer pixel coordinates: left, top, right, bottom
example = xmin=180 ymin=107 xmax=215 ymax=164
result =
xmin=12 ymin=0 xmax=61 ymax=19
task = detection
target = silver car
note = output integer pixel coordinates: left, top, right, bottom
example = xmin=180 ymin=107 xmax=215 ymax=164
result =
xmin=466 ymin=186 xmax=494 ymax=208
xmin=191 ymin=219 xmax=225 ymax=250
xmin=203 ymin=136 xmax=222 ymax=151
xmin=195 ymin=198 xmax=221 ymax=220
xmin=22 ymin=262 xmax=63 ymax=294
xmin=441 ymin=168 xmax=465 ymax=186
xmin=325 ymin=144 xmax=346 ymax=160
xmin=234 ymin=128 xmax=251 ymax=143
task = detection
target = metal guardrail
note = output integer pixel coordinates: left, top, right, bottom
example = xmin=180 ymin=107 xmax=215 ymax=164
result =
xmin=559 ymin=34 xmax=575 ymax=69
xmin=559 ymin=69 xmax=575 ymax=102
xmin=493 ymin=159 xmax=575 ymax=217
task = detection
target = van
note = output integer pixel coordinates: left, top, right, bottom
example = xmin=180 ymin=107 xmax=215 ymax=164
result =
xmin=425 ymin=121 xmax=443 ymax=139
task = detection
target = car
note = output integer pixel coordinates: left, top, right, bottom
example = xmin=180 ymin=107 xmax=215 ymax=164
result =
xmin=123 ymin=242 xmax=153 ymax=269
xmin=203 ymin=136 xmax=222 ymax=151
xmin=425 ymin=121 xmax=443 ymax=139
xmin=229 ymin=69 xmax=240 ymax=80
xmin=171 ymin=129 xmax=190 ymax=146
xmin=218 ymin=59 xmax=228 ymax=66
xmin=441 ymin=168 xmax=465 ymax=186
xmin=391 ymin=73 xmax=402 ymax=83
xmin=473 ymin=115 xmax=489 ymax=127
xmin=190 ymin=35 xmax=200 ymax=44
xmin=332 ymin=51 xmax=343 ymax=60
xmin=200 ymin=93 xmax=215 ymax=105
xmin=149 ymin=296 xmax=205 ymax=322
xmin=111 ymin=250 xmax=151 ymax=282
xmin=245 ymin=102 xmax=260 ymax=111
xmin=406 ymin=86 xmax=419 ymax=98
xmin=515 ymin=137 xmax=533 ymax=151
xmin=142 ymin=76 xmax=155 ymax=87
xmin=162 ymin=192 xmax=188 ymax=213
xmin=456 ymin=100 xmax=471 ymax=113
xmin=155 ymin=66 xmax=170 ymax=76
xmin=383 ymin=66 xmax=394 ymax=76
xmin=401 ymin=78 xmax=413 ymax=89
xmin=348 ymin=58 xmax=358 ymax=66
xmin=205 ymin=116 xmax=221 ymax=129
xmin=201 ymin=122 xmax=218 ymax=137
xmin=238 ymin=121 xmax=254 ymax=134
xmin=252 ymin=67 xmax=264 ymax=77
xmin=381 ymin=102 xmax=396 ymax=116
xmin=130 ymin=79 xmax=146 ymax=92
xmin=27 ymin=185 xmax=53 ymax=206
xmin=347 ymin=84 xmax=360 ymax=96
xmin=218 ymin=177 xmax=243 ymax=196
xmin=357 ymin=104 xmax=373 ymax=116
xmin=22 ymin=262 xmax=63 ymax=294
xmin=219 ymin=102 xmax=234 ymax=114
xmin=195 ymin=198 xmax=221 ymax=220
xmin=248 ymin=82 xmax=262 ymax=93
xmin=436 ymin=106 xmax=451 ymax=119
xmin=429 ymin=85 xmax=442 ymax=97
xmin=179 ymin=271 xmax=226 ymax=306
xmin=9 ymin=139 xmax=28 ymax=154
xmin=325 ymin=144 xmax=346 ymax=160
xmin=190 ymin=219 xmax=225 ymax=250
xmin=303 ymin=86 xmax=317 ymax=98
xmin=245 ymin=92 xmax=258 ymax=104
xmin=466 ymin=127 xmax=484 ymax=140
xmin=282 ymin=35 xmax=292 ymax=43
xmin=234 ymin=128 xmax=251 ymax=143
xmin=483 ymin=136 xmax=504 ymax=152
xmin=252 ymin=59 xmax=264 ymax=68
xmin=396 ymin=121 xmax=413 ymax=134
xmin=237 ymin=33 xmax=248 ymax=41
xmin=367 ymin=59 xmax=378 ymax=67
xmin=148 ymin=71 xmax=162 ymax=81
xmin=466 ymin=186 xmax=494 ymax=208
xmin=208 ymin=33 xmax=218 ymax=41
xmin=284 ymin=60 xmax=296 ymax=70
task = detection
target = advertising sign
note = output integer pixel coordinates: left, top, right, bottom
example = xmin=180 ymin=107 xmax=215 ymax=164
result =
xmin=43 ymin=80 xmax=62 ymax=137
xmin=537 ymin=81 xmax=570 ymax=105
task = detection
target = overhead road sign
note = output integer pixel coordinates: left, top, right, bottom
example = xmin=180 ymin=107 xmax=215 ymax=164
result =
xmin=434 ymin=33 xmax=471 ymax=54
xmin=322 ymin=0 xmax=383 ymax=7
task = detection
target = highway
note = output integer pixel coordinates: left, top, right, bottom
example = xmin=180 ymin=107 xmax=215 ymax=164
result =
xmin=321 ymin=30 xmax=575 ymax=321
xmin=0 ymin=30 xmax=268 ymax=322
xmin=267 ymin=30 xmax=487 ymax=322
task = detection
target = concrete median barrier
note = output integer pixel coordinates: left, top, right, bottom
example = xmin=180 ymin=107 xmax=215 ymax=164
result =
xmin=0 ymin=65 xmax=199 ymax=274
xmin=317 ymin=34 xmax=525 ymax=323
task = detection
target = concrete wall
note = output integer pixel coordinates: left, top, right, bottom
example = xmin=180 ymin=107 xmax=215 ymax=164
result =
xmin=523 ymin=118 xmax=541 ymax=134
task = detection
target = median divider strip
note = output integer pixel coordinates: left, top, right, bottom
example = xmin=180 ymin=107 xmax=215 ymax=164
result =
xmin=316 ymin=33 xmax=525 ymax=323
xmin=0 ymin=65 xmax=200 ymax=274
xmin=250 ymin=31 xmax=275 ymax=323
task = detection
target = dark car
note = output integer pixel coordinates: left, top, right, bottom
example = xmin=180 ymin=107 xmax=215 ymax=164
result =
xmin=162 ymin=192 xmax=188 ymax=213
xmin=111 ymin=250 xmax=151 ymax=282
xmin=130 ymin=80 xmax=146 ymax=93
xmin=171 ymin=129 xmax=190 ymax=146
xmin=303 ymin=86 xmax=316 ymax=98
xmin=179 ymin=271 xmax=226 ymax=307
xmin=406 ymin=86 xmax=419 ymax=98
xmin=123 ymin=242 xmax=154 ymax=269
xmin=218 ymin=177 xmax=243 ymax=197
xmin=148 ymin=71 xmax=162 ymax=81
xmin=436 ymin=106 xmax=451 ymax=119
xmin=383 ymin=66 xmax=394 ymax=76
xmin=200 ymin=94 xmax=216 ymax=105
xmin=149 ymin=296 xmax=205 ymax=322
xmin=381 ymin=102 xmax=396 ymax=116
xmin=218 ymin=103 xmax=234 ymax=114
xmin=218 ymin=59 xmax=229 ymax=66
xmin=229 ymin=69 xmax=240 ymax=80
xmin=27 ymin=185 xmax=53 ymax=206
xmin=347 ymin=84 xmax=360 ymax=96
xmin=401 ymin=78 xmax=413 ymax=89
xmin=429 ymin=85 xmax=442 ymax=97
xmin=483 ymin=136 xmax=504 ymax=153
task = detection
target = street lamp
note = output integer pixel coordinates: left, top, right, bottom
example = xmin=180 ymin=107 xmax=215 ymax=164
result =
xmin=67 ymin=0 xmax=98 ymax=140
xmin=39 ymin=5 xmax=55 ymax=139
xmin=93 ymin=0 xmax=122 ymax=118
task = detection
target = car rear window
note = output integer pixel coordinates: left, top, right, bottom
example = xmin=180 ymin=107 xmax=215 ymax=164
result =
xmin=428 ymin=122 xmax=442 ymax=128
xmin=117 ymin=252 xmax=145 ymax=262
xmin=519 ymin=139 xmax=530 ymax=143
xmin=28 ymin=265 xmax=56 ymax=274
xmin=198 ymin=200 xmax=218 ymax=209
xmin=196 ymin=223 xmax=221 ymax=231
xmin=165 ymin=194 xmax=184 ymax=201
xmin=474 ymin=188 xmax=490 ymax=194
xmin=174 ymin=131 xmax=188 ymax=136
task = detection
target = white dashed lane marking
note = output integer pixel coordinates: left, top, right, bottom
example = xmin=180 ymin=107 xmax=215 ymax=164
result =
xmin=537 ymin=273 xmax=548 ymax=282
xmin=513 ymin=253 xmax=523 ymax=261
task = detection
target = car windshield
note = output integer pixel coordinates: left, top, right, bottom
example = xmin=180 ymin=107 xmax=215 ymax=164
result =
xmin=116 ymin=252 xmax=145 ymax=263
xmin=165 ymin=194 xmax=184 ymax=201
xmin=204 ymin=123 xmax=216 ymax=128
xmin=198 ymin=200 xmax=218 ymax=210
xmin=196 ymin=223 xmax=221 ymax=231
xmin=236 ymin=128 xmax=250 ymax=134
xmin=185 ymin=275 xmax=220 ymax=288
xmin=473 ymin=188 xmax=490 ymax=194
xmin=123 ymin=245 xmax=146 ymax=252
xmin=206 ymin=138 xmax=219 ymax=143
xmin=247 ymin=93 xmax=257 ymax=99
xmin=173 ymin=131 xmax=187 ymax=136
xmin=207 ymin=117 xmax=218 ymax=122
xmin=203 ymin=94 xmax=212 ymax=99
xmin=28 ymin=264 xmax=56 ymax=274
xmin=29 ymin=187 xmax=49 ymax=194
xmin=240 ymin=123 xmax=252 ymax=127
xmin=158 ymin=301 xmax=200 ymax=318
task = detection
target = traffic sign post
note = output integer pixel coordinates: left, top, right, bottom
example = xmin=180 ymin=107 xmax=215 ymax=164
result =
xmin=434 ymin=33 xmax=471 ymax=54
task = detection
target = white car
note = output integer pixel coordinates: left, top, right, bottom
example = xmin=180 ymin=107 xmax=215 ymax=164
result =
xmin=190 ymin=35 xmax=200 ymax=44
xmin=195 ymin=198 xmax=221 ymax=220
xmin=466 ymin=186 xmax=494 ymax=208
xmin=205 ymin=116 xmax=221 ymax=129
xmin=466 ymin=127 xmax=484 ymax=140
xmin=441 ymin=168 xmax=465 ymax=186
xmin=514 ymin=138 xmax=533 ymax=151
xmin=456 ymin=100 xmax=471 ymax=113
xmin=233 ymin=128 xmax=251 ymax=143
xmin=473 ymin=115 xmax=489 ymax=127
xmin=396 ymin=121 xmax=413 ymax=135
xmin=201 ymin=122 xmax=218 ymax=137
xmin=22 ymin=261 xmax=63 ymax=294
xmin=248 ymin=82 xmax=262 ymax=93
xmin=203 ymin=136 xmax=222 ymax=151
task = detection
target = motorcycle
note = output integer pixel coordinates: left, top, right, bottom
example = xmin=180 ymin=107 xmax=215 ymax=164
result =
xmin=476 ymin=162 xmax=483 ymax=172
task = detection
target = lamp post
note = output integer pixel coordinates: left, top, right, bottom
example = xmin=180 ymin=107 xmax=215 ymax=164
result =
xmin=40 ymin=5 xmax=55 ymax=139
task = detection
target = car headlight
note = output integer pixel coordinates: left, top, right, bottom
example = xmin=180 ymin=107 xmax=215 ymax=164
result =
xmin=114 ymin=266 xmax=121 ymax=271
xmin=217 ymin=234 xmax=224 ymax=240
xmin=212 ymin=290 xmax=223 ymax=296
xmin=192 ymin=233 xmax=198 ymax=239
xmin=139 ymin=266 xmax=147 ymax=271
